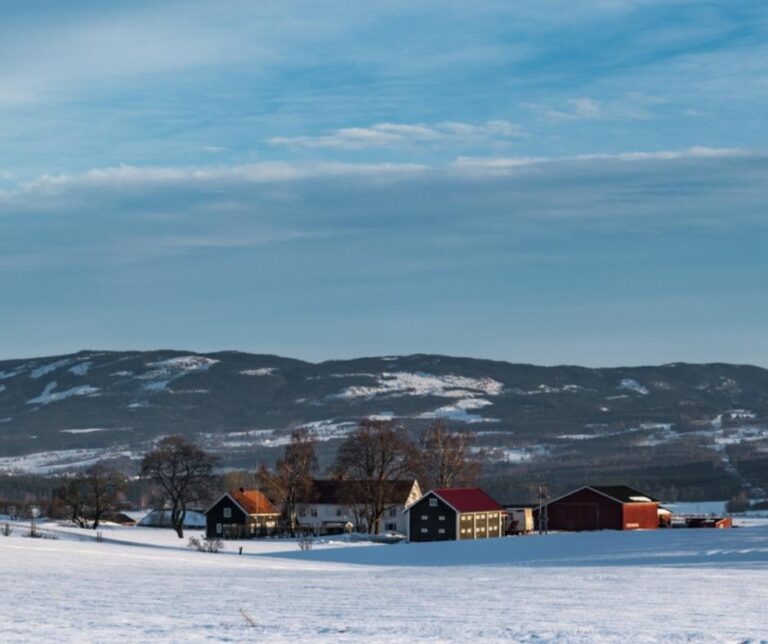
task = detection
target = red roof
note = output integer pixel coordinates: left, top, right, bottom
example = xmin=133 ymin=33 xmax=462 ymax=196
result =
xmin=230 ymin=489 xmax=279 ymax=515
xmin=432 ymin=488 xmax=505 ymax=513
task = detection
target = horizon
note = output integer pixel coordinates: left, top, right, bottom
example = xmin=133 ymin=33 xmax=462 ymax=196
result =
xmin=0 ymin=345 xmax=764 ymax=371
xmin=2 ymin=1 xmax=766 ymax=366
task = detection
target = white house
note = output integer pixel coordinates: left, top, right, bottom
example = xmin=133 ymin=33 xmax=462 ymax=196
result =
xmin=296 ymin=479 xmax=421 ymax=535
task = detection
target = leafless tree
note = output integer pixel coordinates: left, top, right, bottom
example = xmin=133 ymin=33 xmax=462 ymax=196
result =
xmin=54 ymin=466 xmax=126 ymax=529
xmin=414 ymin=420 xmax=483 ymax=489
xmin=334 ymin=419 xmax=413 ymax=534
xmin=256 ymin=428 xmax=317 ymax=535
xmin=141 ymin=435 xmax=217 ymax=538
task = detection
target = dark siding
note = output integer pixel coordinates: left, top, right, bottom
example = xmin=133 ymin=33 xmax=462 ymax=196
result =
xmin=205 ymin=496 xmax=247 ymax=538
xmin=546 ymin=488 xmax=623 ymax=531
xmin=409 ymin=494 xmax=457 ymax=542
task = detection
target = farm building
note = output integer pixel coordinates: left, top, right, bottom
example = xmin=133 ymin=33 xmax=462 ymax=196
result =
xmin=541 ymin=485 xmax=660 ymax=531
xmin=205 ymin=488 xmax=280 ymax=539
xmin=684 ymin=516 xmax=732 ymax=529
xmin=504 ymin=504 xmax=535 ymax=535
xmin=406 ymin=487 xmax=506 ymax=542
xmin=295 ymin=479 xmax=421 ymax=535
xmin=138 ymin=509 xmax=206 ymax=529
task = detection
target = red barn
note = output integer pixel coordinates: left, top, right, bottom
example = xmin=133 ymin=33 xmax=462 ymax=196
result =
xmin=543 ymin=485 xmax=659 ymax=531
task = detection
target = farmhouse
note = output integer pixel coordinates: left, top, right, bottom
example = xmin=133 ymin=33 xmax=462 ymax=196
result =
xmin=542 ymin=485 xmax=659 ymax=531
xmin=205 ymin=488 xmax=280 ymax=539
xmin=296 ymin=479 xmax=421 ymax=535
xmin=406 ymin=487 xmax=506 ymax=542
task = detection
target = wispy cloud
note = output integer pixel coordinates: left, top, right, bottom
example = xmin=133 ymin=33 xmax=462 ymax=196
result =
xmin=268 ymin=120 xmax=522 ymax=150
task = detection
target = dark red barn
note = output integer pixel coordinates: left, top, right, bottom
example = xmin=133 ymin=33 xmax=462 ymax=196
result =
xmin=543 ymin=485 xmax=659 ymax=531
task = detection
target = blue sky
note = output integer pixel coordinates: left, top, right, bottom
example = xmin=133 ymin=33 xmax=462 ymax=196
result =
xmin=1 ymin=0 xmax=767 ymax=366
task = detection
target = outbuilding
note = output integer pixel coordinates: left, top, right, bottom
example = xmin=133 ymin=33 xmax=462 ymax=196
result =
xmin=205 ymin=488 xmax=280 ymax=539
xmin=542 ymin=485 xmax=659 ymax=531
xmin=406 ymin=487 xmax=506 ymax=542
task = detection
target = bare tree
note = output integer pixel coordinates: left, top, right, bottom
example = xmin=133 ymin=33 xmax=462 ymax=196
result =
xmin=415 ymin=420 xmax=482 ymax=489
xmin=141 ymin=436 xmax=216 ymax=538
xmin=256 ymin=428 xmax=317 ymax=535
xmin=86 ymin=466 xmax=126 ymax=529
xmin=334 ymin=419 xmax=413 ymax=534
xmin=55 ymin=477 xmax=90 ymax=528
xmin=54 ymin=466 xmax=126 ymax=529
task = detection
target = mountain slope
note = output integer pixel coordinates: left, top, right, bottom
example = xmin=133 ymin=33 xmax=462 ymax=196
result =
xmin=1 ymin=350 xmax=767 ymax=499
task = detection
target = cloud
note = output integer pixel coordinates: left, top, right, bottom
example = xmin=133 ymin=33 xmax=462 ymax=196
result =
xmin=268 ymin=120 xmax=522 ymax=150
xmin=523 ymin=94 xmax=662 ymax=122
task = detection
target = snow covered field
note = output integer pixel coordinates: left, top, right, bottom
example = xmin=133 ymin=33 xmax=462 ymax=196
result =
xmin=2 ymin=521 xmax=768 ymax=642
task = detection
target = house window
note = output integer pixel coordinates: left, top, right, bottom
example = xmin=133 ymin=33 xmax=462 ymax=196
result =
xmin=421 ymin=515 xmax=428 ymax=521
xmin=438 ymin=515 xmax=445 ymax=521
xmin=421 ymin=528 xmax=428 ymax=533
xmin=389 ymin=507 xmax=397 ymax=517
xmin=385 ymin=522 xmax=397 ymax=531
xmin=223 ymin=507 xmax=232 ymax=519
xmin=429 ymin=498 xmax=438 ymax=507
xmin=216 ymin=523 xmax=222 ymax=535
xmin=311 ymin=508 xmax=318 ymax=517
xmin=299 ymin=508 xmax=306 ymax=517
xmin=438 ymin=528 xmax=445 ymax=534
xmin=336 ymin=508 xmax=343 ymax=516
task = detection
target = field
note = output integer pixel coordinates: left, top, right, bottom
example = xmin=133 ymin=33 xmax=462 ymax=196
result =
xmin=2 ymin=517 xmax=768 ymax=642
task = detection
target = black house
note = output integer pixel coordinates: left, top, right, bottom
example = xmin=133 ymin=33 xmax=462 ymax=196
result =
xmin=405 ymin=488 xmax=506 ymax=542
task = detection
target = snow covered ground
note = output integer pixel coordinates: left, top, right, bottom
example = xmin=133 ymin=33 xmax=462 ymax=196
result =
xmin=2 ymin=520 xmax=768 ymax=642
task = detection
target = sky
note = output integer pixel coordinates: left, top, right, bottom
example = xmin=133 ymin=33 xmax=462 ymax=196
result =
xmin=1 ymin=0 xmax=767 ymax=366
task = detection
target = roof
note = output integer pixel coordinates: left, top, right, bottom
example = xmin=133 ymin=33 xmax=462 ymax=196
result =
xmin=230 ymin=489 xmax=279 ymax=515
xmin=431 ymin=487 xmax=505 ymax=513
xmin=588 ymin=485 xmax=659 ymax=504
xmin=547 ymin=485 xmax=659 ymax=506
xmin=298 ymin=479 xmax=417 ymax=505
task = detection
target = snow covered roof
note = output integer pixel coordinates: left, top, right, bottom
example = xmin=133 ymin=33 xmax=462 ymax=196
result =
xmin=429 ymin=487 xmax=505 ymax=513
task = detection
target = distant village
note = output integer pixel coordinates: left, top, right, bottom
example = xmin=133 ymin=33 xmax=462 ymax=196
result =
xmin=2 ymin=418 xmax=735 ymax=546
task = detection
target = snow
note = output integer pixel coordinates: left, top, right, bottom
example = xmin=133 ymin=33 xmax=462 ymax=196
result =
xmin=240 ymin=367 xmax=277 ymax=376
xmin=332 ymin=371 xmax=503 ymax=400
xmin=418 ymin=398 xmax=498 ymax=423
xmin=138 ymin=355 xmax=219 ymax=391
xmin=1 ymin=521 xmax=767 ymax=642
xmin=0 ymin=446 xmax=138 ymax=474
xmin=0 ymin=384 xmax=5 ymax=393
xmin=68 ymin=361 xmax=92 ymax=376
xmin=0 ymin=368 xmax=24 ymax=380
xmin=26 ymin=381 xmax=100 ymax=405
xmin=29 ymin=358 xmax=73 ymax=379
xmin=617 ymin=379 xmax=650 ymax=395
xmin=59 ymin=428 xmax=116 ymax=434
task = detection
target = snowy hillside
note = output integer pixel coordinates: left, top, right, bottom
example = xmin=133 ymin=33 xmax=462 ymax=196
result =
xmin=2 ymin=350 xmax=768 ymax=499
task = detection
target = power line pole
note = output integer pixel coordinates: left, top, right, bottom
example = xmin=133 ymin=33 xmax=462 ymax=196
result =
xmin=538 ymin=483 xmax=549 ymax=535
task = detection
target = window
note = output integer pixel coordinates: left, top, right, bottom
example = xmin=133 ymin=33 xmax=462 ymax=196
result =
xmin=438 ymin=528 xmax=445 ymax=534
xmin=429 ymin=498 xmax=438 ymax=507
xmin=421 ymin=515 xmax=428 ymax=521
xmin=421 ymin=528 xmax=428 ymax=533
xmin=299 ymin=508 xmax=306 ymax=517
xmin=216 ymin=523 xmax=222 ymax=535
xmin=389 ymin=507 xmax=397 ymax=517
xmin=385 ymin=522 xmax=397 ymax=531
xmin=438 ymin=515 xmax=445 ymax=521
xmin=336 ymin=508 xmax=343 ymax=517
xmin=310 ymin=508 xmax=318 ymax=517
xmin=223 ymin=507 xmax=232 ymax=519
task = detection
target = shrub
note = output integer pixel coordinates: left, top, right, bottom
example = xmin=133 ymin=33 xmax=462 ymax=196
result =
xmin=2 ymin=523 xmax=11 ymax=537
xmin=297 ymin=535 xmax=313 ymax=551
xmin=187 ymin=535 xmax=224 ymax=553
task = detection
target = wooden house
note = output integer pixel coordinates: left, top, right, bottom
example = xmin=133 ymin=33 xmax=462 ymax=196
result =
xmin=405 ymin=487 xmax=506 ymax=542
xmin=295 ymin=479 xmax=421 ymax=535
xmin=205 ymin=488 xmax=280 ymax=539
xmin=542 ymin=485 xmax=659 ymax=531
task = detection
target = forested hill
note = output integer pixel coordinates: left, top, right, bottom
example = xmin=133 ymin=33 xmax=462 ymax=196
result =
xmin=1 ymin=350 xmax=767 ymax=500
